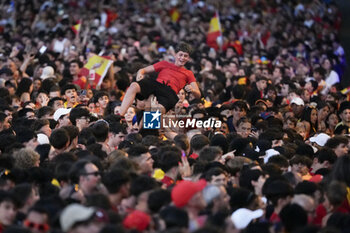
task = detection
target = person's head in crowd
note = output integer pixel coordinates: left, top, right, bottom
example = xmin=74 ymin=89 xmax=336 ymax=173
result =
xmin=102 ymin=168 xmax=130 ymax=206
xmin=16 ymin=127 xmax=39 ymax=150
xmin=202 ymin=185 xmax=230 ymax=214
xmin=69 ymin=160 xmax=102 ymax=197
xmin=279 ymin=203 xmax=308 ymax=233
xmin=329 ymin=155 xmax=350 ymax=187
xmin=0 ymin=112 xmax=10 ymax=132
xmin=54 ymin=108 xmax=72 ymax=128
xmin=259 ymin=128 xmax=284 ymax=147
xmin=290 ymin=155 xmax=312 ymax=177
xmin=294 ymin=181 xmax=323 ymax=206
xmin=199 ymin=146 xmax=223 ymax=163
xmin=267 ymin=155 xmax=289 ymax=173
xmin=48 ymin=97 xmax=64 ymax=111
xmin=291 ymin=194 xmax=316 ymax=221
xmin=49 ymin=85 xmax=61 ymax=99
xmin=32 ymin=119 xmax=51 ymax=137
xmin=49 ymin=128 xmax=70 ymax=154
xmin=17 ymin=108 xmax=36 ymax=120
xmin=128 ymin=144 xmax=154 ymax=175
xmin=255 ymin=76 xmax=267 ymax=92
xmin=304 ymin=80 xmax=318 ymax=94
xmin=300 ymin=106 xmax=318 ymax=135
xmin=13 ymin=148 xmax=40 ymax=169
xmin=91 ymin=120 xmax=109 ymax=144
xmin=12 ymin=183 xmax=39 ymax=216
xmin=69 ymin=107 xmax=90 ymax=131
xmin=0 ymin=190 xmax=18 ymax=230
xmin=324 ymin=135 xmax=349 ymax=157
xmin=35 ymin=90 xmax=49 ymax=108
xmin=159 ymin=206 xmax=189 ymax=230
xmin=290 ymin=97 xmax=305 ymax=118
xmin=61 ymin=84 xmax=78 ymax=108
xmin=93 ymin=91 xmax=109 ymax=116
xmin=0 ymin=106 xmax=13 ymax=123
xmin=147 ymin=189 xmax=172 ymax=214
xmin=16 ymin=78 xmax=33 ymax=103
xmin=326 ymin=112 xmax=339 ymax=133
xmin=61 ymin=125 xmax=79 ymax=151
xmin=60 ymin=203 xmax=106 ymax=233
xmin=231 ymin=101 xmax=248 ymax=125
xmin=263 ymin=179 xmax=294 ymax=215
xmin=204 ymin=167 xmax=228 ymax=187
xmin=337 ymin=101 xmax=350 ymax=128
xmin=236 ymin=117 xmax=252 ymax=138
xmin=158 ymin=150 xmax=182 ymax=187
xmin=174 ymin=134 xmax=190 ymax=155
xmin=108 ymin=122 xmax=127 ymax=149
xmin=272 ymin=66 xmax=284 ymax=84
xmin=37 ymin=106 xmax=54 ymax=120
xmin=311 ymin=148 xmax=337 ymax=174
xmin=317 ymin=102 xmax=330 ymax=123
xmin=313 ymin=67 xmax=326 ymax=82
xmin=239 ymin=169 xmax=266 ymax=196
xmin=23 ymin=206 xmax=50 ymax=233
xmin=69 ymin=60 xmax=83 ymax=78
xmin=324 ymin=180 xmax=347 ymax=215
xmin=190 ymin=134 xmax=209 ymax=158
xmin=283 ymin=116 xmax=297 ymax=130
xmin=171 ymin=179 xmax=207 ymax=212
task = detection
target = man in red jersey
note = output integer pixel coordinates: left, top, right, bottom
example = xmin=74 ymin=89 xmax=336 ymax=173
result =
xmin=118 ymin=42 xmax=201 ymax=116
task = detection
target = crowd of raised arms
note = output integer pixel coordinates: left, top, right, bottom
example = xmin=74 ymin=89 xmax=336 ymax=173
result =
xmin=0 ymin=0 xmax=349 ymax=233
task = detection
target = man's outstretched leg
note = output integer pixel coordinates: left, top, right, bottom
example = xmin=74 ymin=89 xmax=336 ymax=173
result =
xmin=118 ymin=82 xmax=141 ymax=116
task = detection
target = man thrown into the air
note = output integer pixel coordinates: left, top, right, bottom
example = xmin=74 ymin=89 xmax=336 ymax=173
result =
xmin=118 ymin=42 xmax=201 ymax=116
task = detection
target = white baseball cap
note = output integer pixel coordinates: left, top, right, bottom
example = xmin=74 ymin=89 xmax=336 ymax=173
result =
xmin=290 ymin=97 xmax=305 ymax=106
xmin=60 ymin=204 xmax=95 ymax=232
xmin=309 ymin=133 xmax=331 ymax=147
xmin=40 ymin=66 xmax=55 ymax=80
xmin=53 ymin=108 xmax=71 ymax=121
xmin=231 ymin=208 xmax=264 ymax=229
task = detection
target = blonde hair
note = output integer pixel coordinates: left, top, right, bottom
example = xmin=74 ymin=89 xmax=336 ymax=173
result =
xmin=13 ymin=148 xmax=40 ymax=169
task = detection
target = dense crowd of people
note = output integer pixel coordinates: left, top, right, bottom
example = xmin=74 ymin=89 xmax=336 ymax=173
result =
xmin=0 ymin=0 xmax=349 ymax=233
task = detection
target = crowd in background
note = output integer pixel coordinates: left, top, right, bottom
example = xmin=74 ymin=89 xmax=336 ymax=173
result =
xmin=0 ymin=0 xmax=350 ymax=233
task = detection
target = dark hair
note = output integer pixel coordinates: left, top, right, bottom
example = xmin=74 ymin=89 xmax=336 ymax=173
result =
xmin=198 ymin=146 xmax=222 ymax=163
xmin=325 ymin=136 xmax=348 ymax=149
xmin=263 ymin=179 xmax=293 ymax=206
xmin=48 ymin=97 xmax=64 ymax=107
xmin=279 ymin=204 xmax=308 ymax=233
xmin=102 ymin=168 xmax=130 ymax=194
xmin=239 ymin=169 xmax=263 ymax=191
xmin=92 ymin=121 xmax=109 ymax=142
xmin=49 ymin=128 xmax=69 ymax=149
xmin=61 ymin=84 xmax=77 ymax=95
xmin=127 ymin=144 xmax=149 ymax=158
xmin=69 ymin=107 xmax=90 ymax=125
xmin=109 ymin=122 xmax=127 ymax=135
xmin=37 ymin=106 xmax=54 ymax=119
xmin=232 ymin=101 xmax=249 ymax=112
xmin=190 ymin=134 xmax=209 ymax=151
xmin=159 ymin=206 xmax=189 ymax=228
xmin=16 ymin=78 xmax=32 ymax=97
xmin=94 ymin=91 xmax=109 ymax=104
xmin=329 ymin=155 xmax=350 ymax=186
xmin=148 ymin=189 xmax=171 ymax=213
xmin=175 ymin=42 xmax=193 ymax=55
xmin=32 ymin=119 xmax=50 ymax=132
xmin=69 ymin=160 xmax=91 ymax=184
xmin=158 ymin=150 xmax=181 ymax=172
xmin=70 ymin=59 xmax=83 ymax=68
xmin=129 ymin=175 xmax=158 ymax=197
xmin=61 ymin=125 xmax=79 ymax=146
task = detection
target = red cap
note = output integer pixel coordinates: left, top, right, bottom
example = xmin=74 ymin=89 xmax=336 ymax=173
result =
xmin=123 ymin=210 xmax=151 ymax=231
xmin=171 ymin=179 xmax=207 ymax=208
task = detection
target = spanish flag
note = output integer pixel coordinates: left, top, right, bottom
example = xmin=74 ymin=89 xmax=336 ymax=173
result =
xmin=206 ymin=12 xmax=222 ymax=50
xmin=170 ymin=8 xmax=180 ymax=23
xmin=79 ymin=55 xmax=113 ymax=89
xmin=71 ymin=20 xmax=81 ymax=35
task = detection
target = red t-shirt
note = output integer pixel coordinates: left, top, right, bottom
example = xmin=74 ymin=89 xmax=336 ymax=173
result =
xmin=153 ymin=61 xmax=196 ymax=94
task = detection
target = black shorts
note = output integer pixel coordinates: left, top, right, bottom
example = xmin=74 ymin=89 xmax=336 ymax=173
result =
xmin=136 ymin=78 xmax=179 ymax=112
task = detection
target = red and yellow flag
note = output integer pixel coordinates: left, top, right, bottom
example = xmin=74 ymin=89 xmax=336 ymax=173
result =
xmin=79 ymin=55 xmax=113 ymax=89
xmin=206 ymin=12 xmax=222 ymax=50
xmin=170 ymin=8 xmax=180 ymax=23
xmin=71 ymin=20 xmax=81 ymax=35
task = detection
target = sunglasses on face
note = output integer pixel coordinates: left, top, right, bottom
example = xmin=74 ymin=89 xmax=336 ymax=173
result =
xmin=24 ymin=220 xmax=50 ymax=232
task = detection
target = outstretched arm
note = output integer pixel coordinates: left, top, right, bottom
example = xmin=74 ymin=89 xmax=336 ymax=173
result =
xmin=136 ymin=65 xmax=155 ymax=81
xmin=184 ymin=82 xmax=201 ymax=99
